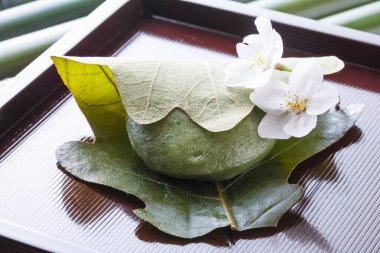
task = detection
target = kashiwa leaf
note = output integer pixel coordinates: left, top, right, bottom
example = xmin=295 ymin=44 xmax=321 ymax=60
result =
xmin=278 ymin=56 xmax=344 ymax=75
xmin=51 ymin=56 xmax=127 ymax=143
xmin=57 ymin=140 xmax=230 ymax=238
xmin=52 ymin=56 xmax=254 ymax=132
xmin=56 ymin=105 xmax=361 ymax=238
xmin=222 ymin=105 xmax=362 ymax=230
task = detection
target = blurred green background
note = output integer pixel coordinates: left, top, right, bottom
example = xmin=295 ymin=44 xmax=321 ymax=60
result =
xmin=239 ymin=0 xmax=380 ymax=34
xmin=0 ymin=0 xmax=379 ymax=85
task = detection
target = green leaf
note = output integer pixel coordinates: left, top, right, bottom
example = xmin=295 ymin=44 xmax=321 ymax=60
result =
xmin=53 ymin=56 xmax=254 ymax=132
xmin=51 ymin=56 xmax=127 ymax=143
xmin=222 ymin=104 xmax=362 ymax=230
xmin=278 ymin=56 xmax=345 ymax=75
xmin=56 ymin=105 xmax=361 ymax=238
xmin=57 ymin=140 xmax=230 ymax=238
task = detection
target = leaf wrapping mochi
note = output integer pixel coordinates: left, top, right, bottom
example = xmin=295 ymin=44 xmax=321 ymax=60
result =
xmin=52 ymin=56 xmax=360 ymax=238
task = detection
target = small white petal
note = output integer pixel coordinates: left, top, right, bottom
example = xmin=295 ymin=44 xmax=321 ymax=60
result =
xmin=345 ymin=103 xmax=364 ymax=117
xmin=236 ymin=43 xmax=255 ymax=59
xmin=224 ymin=60 xmax=254 ymax=87
xmin=258 ymin=114 xmax=291 ymax=139
xmin=245 ymin=69 xmax=272 ymax=89
xmin=272 ymin=69 xmax=291 ymax=83
xmin=270 ymin=30 xmax=283 ymax=67
xmin=289 ymin=59 xmax=323 ymax=97
xmin=227 ymin=15 xmax=284 ymax=90
xmin=306 ymin=82 xmax=339 ymax=115
xmin=242 ymin=34 xmax=262 ymax=47
xmin=250 ymin=79 xmax=288 ymax=114
xmin=254 ymin=15 xmax=273 ymax=49
xmin=283 ymin=113 xmax=317 ymax=138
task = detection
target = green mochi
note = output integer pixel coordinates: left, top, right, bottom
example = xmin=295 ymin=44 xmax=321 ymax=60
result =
xmin=126 ymin=108 xmax=276 ymax=181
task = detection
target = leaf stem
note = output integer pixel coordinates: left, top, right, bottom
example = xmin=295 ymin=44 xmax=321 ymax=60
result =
xmin=216 ymin=182 xmax=237 ymax=230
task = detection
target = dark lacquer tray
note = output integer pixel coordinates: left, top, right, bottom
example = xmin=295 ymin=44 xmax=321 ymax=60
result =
xmin=0 ymin=0 xmax=379 ymax=252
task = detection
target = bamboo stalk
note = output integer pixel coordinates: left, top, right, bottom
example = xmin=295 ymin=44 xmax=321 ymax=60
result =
xmin=0 ymin=0 xmax=103 ymax=41
xmin=248 ymin=0 xmax=375 ymax=19
xmin=0 ymin=0 xmax=34 ymax=10
xmin=320 ymin=1 xmax=380 ymax=34
xmin=0 ymin=18 xmax=83 ymax=79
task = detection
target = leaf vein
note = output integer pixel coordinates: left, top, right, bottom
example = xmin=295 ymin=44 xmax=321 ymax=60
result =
xmin=142 ymin=61 xmax=162 ymax=120
xmin=182 ymin=76 xmax=209 ymax=101
xmin=242 ymin=187 xmax=301 ymax=227
xmin=216 ymin=182 xmax=237 ymax=230
xmin=108 ymin=162 xmax=220 ymax=201
xmin=206 ymin=62 xmax=222 ymax=123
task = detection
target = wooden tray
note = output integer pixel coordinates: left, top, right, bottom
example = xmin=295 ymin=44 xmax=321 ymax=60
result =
xmin=0 ymin=0 xmax=379 ymax=252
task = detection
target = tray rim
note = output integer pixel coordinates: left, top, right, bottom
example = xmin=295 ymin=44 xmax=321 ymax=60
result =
xmin=0 ymin=0 xmax=379 ymax=251
xmin=144 ymin=0 xmax=380 ymax=67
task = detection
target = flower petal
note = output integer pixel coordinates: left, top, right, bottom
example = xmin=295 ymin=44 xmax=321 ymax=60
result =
xmin=250 ymin=80 xmax=288 ymax=114
xmin=254 ymin=15 xmax=273 ymax=50
xmin=258 ymin=114 xmax=291 ymax=139
xmin=283 ymin=113 xmax=317 ymax=138
xmin=236 ymin=43 xmax=255 ymax=60
xmin=242 ymin=34 xmax=262 ymax=47
xmin=224 ymin=60 xmax=254 ymax=87
xmin=289 ymin=59 xmax=323 ymax=97
xmin=270 ymin=30 xmax=283 ymax=67
xmin=306 ymin=82 xmax=339 ymax=115
xmin=245 ymin=69 xmax=272 ymax=89
xmin=272 ymin=69 xmax=290 ymax=83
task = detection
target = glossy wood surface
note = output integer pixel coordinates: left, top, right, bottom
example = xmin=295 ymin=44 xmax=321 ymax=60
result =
xmin=0 ymin=1 xmax=379 ymax=252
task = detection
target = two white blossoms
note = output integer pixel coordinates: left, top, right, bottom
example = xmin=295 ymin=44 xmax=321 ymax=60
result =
xmin=225 ymin=15 xmax=339 ymax=139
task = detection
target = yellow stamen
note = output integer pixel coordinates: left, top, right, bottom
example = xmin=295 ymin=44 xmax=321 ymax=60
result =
xmin=249 ymin=50 xmax=266 ymax=70
xmin=283 ymin=92 xmax=309 ymax=115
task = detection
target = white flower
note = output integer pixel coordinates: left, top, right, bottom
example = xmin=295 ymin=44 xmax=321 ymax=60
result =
xmin=225 ymin=15 xmax=283 ymax=89
xmin=250 ymin=59 xmax=339 ymax=139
